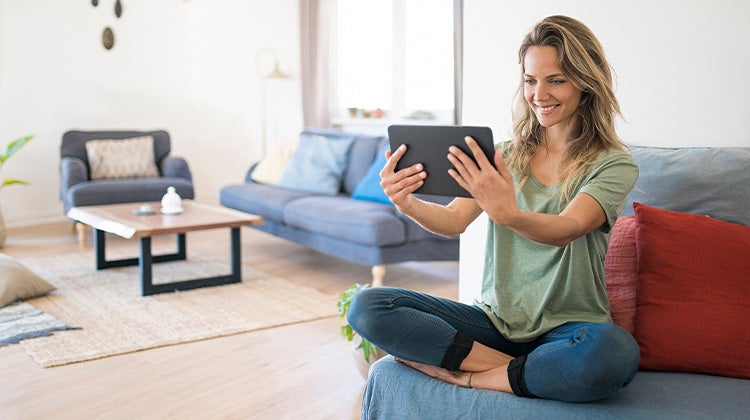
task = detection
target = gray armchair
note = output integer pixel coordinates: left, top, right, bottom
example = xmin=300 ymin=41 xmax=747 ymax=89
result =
xmin=60 ymin=130 xmax=195 ymax=214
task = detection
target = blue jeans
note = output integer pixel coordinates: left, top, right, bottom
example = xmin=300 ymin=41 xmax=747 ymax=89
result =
xmin=348 ymin=287 xmax=640 ymax=402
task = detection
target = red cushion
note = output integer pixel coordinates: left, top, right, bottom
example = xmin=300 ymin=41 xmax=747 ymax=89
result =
xmin=633 ymin=202 xmax=750 ymax=379
xmin=604 ymin=216 xmax=637 ymax=334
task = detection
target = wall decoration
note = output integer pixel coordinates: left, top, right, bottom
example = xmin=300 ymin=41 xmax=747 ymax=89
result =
xmin=90 ymin=1 xmax=124 ymax=50
xmin=102 ymin=27 xmax=115 ymax=50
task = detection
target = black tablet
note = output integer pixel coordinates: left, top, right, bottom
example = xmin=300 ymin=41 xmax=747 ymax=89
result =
xmin=387 ymin=125 xmax=495 ymax=198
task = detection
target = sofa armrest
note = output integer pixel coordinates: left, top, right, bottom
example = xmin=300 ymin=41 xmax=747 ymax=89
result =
xmin=244 ymin=162 xmax=260 ymax=183
xmin=60 ymin=156 xmax=88 ymax=193
xmin=161 ymin=156 xmax=192 ymax=181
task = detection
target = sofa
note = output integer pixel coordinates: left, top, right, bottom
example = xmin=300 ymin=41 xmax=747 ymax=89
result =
xmin=362 ymin=145 xmax=750 ymax=419
xmin=219 ymin=129 xmax=458 ymax=285
xmin=60 ymin=130 xmax=195 ymax=214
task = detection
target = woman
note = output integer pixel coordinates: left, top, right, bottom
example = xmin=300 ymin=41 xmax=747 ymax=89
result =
xmin=347 ymin=15 xmax=640 ymax=403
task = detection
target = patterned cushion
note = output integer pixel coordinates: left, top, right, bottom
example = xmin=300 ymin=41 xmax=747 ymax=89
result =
xmin=603 ymin=216 xmax=637 ymax=334
xmin=85 ymin=136 xmax=160 ymax=180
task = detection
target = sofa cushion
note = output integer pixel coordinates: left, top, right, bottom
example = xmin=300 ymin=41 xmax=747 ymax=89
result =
xmin=296 ymin=129 xmax=384 ymax=195
xmin=364 ymin=356 xmax=750 ymax=420
xmin=633 ymin=202 xmax=750 ymax=379
xmin=1 ymin=253 xmax=56 ymax=307
xmin=603 ymin=216 xmax=637 ymax=334
xmin=282 ymin=196 xmax=406 ymax=247
xmin=250 ymin=138 xmax=299 ymax=185
xmin=85 ymin=136 xmax=160 ymax=180
xmin=219 ymin=183 xmax=311 ymax=224
xmin=622 ymin=146 xmax=750 ymax=225
xmin=343 ymin=136 xmax=385 ymax=195
xmin=352 ymin=145 xmax=392 ymax=205
xmin=277 ymin=133 xmax=355 ymax=195
xmin=67 ymin=178 xmax=194 ymax=208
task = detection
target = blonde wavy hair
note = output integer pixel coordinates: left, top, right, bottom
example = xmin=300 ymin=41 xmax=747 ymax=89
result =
xmin=507 ymin=15 xmax=628 ymax=204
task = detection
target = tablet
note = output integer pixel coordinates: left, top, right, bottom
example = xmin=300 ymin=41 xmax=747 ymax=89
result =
xmin=387 ymin=125 xmax=495 ymax=198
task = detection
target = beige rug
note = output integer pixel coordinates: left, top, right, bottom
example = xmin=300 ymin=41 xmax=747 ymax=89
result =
xmin=18 ymin=250 xmax=338 ymax=368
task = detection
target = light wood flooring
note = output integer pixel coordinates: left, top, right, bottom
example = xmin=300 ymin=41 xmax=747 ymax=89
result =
xmin=0 ymin=221 xmax=458 ymax=419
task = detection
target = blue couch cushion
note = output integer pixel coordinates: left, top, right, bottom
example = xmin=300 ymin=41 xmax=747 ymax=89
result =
xmin=219 ymin=183 xmax=310 ymax=224
xmin=622 ymin=146 xmax=750 ymax=225
xmin=67 ymin=178 xmax=194 ymax=208
xmin=343 ymin=136 xmax=385 ymax=195
xmin=299 ymin=129 xmax=385 ymax=195
xmin=352 ymin=145 xmax=392 ymax=205
xmin=363 ymin=356 xmax=750 ymax=420
xmin=282 ymin=196 xmax=406 ymax=246
xmin=277 ymin=133 xmax=355 ymax=195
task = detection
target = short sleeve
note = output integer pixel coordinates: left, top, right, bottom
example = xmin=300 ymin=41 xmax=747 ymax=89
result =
xmin=579 ymin=150 xmax=639 ymax=232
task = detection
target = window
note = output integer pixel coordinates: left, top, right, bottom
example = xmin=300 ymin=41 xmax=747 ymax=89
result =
xmin=334 ymin=0 xmax=456 ymax=128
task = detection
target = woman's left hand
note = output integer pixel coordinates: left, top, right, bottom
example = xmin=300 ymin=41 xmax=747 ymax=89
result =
xmin=447 ymin=137 xmax=520 ymax=226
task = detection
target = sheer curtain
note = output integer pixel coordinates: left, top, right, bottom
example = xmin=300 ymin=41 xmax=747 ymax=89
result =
xmin=453 ymin=0 xmax=463 ymax=125
xmin=299 ymin=0 xmax=335 ymax=129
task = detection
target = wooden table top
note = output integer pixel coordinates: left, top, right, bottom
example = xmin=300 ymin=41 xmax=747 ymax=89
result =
xmin=67 ymin=201 xmax=264 ymax=239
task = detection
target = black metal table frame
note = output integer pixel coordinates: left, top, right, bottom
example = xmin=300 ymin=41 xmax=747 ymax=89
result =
xmin=94 ymin=227 xmax=242 ymax=296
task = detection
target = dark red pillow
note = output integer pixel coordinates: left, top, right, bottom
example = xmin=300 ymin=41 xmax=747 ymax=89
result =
xmin=604 ymin=216 xmax=637 ymax=334
xmin=633 ymin=202 xmax=750 ymax=379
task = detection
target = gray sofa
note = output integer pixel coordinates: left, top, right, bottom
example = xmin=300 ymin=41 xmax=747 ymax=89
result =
xmin=60 ymin=130 xmax=194 ymax=213
xmin=362 ymin=145 xmax=750 ymax=419
xmin=219 ymin=129 xmax=458 ymax=284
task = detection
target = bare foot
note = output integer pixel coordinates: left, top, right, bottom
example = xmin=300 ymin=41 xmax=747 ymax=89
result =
xmin=394 ymin=357 xmax=470 ymax=387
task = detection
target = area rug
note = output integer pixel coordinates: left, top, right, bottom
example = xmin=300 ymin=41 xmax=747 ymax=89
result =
xmin=15 ymin=250 xmax=338 ymax=368
xmin=0 ymin=301 xmax=78 ymax=346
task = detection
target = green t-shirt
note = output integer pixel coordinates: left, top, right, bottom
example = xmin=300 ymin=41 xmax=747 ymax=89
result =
xmin=477 ymin=142 xmax=639 ymax=342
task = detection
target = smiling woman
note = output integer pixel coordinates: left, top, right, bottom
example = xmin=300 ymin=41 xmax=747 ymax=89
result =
xmin=348 ymin=15 xmax=641 ymax=406
xmin=522 ymin=47 xmax=582 ymax=134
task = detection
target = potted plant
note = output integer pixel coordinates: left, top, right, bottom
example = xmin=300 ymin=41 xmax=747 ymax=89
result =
xmin=0 ymin=135 xmax=34 ymax=247
xmin=337 ymin=283 xmax=385 ymax=378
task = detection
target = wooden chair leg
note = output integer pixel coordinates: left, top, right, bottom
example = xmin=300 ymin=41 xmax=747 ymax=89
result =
xmin=371 ymin=264 xmax=385 ymax=287
xmin=76 ymin=222 xmax=87 ymax=248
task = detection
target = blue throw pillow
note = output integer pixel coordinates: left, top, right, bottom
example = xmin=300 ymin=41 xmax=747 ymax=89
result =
xmin=277 ymin=133 xmax=355 ymax=195
xmin=352 ymin=146 xmax=392 ymax=205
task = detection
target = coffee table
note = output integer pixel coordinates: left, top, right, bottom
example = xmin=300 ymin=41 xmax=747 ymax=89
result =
xmin=67 ymin=201 xmax=264 ymax=296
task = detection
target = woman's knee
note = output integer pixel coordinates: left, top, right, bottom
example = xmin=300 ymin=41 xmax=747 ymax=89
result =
xmin=571 ymin=323 xmax=640 ymax=400
xmin=526 ymin=323 xmax=640 ymax=402
xmin=346 ymin=286 xmax=396 ymax=337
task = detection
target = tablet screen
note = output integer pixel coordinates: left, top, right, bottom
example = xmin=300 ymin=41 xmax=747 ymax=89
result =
xmin=387 ymin=125 xmax=495 ymax=198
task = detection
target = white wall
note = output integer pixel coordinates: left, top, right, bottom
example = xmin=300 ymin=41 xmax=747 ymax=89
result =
xmin=0 ymin=0 xmax=302 ymax=227
xmin=459 ymin=0 xmax=750 ymax=302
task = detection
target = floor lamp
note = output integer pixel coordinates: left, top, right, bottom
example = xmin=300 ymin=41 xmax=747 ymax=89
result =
xmin=260 ymin=55 xmax=290 ymax=158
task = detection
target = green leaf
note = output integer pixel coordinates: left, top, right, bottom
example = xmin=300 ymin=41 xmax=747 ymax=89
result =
xmin=337 ymin=283 xmax=376 ymax=362
xmin=0 ymin=135 xmax=33 ymax=163
xmin=336 ymin=282 xmax=370 ymax=317
xmin=358 ymin=338 xmax=379 ymax=363
xmin=1 ymin=179 xmax=29 ymax=188
xmin=340 ymin=325 xmax=355 ymax=342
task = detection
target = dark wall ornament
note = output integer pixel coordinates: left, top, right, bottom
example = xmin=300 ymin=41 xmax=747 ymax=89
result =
xmin=102 ymin=27 xmax=115 ymax=50
xmin=115 ymin=0 xmax=122 ymax=18
xmin=91 ymin=0 xmax=98 ymax=7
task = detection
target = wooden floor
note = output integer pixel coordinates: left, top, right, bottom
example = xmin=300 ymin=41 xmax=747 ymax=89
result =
xmin=0 ymin=221 xmax=458 ymax=419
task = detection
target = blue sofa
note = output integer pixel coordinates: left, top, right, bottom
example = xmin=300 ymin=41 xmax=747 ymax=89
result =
xmin=219 ymin=129 xmax=458 ymax=284
xmin=362 ymin=146 xmax=750 ymax=419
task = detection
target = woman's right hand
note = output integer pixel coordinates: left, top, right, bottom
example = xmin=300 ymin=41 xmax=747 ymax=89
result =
xmin=379 ymin=144 xmax=427 ymax=212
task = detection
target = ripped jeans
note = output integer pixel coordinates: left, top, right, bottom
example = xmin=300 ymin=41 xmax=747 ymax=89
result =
xmin=347 ymin=287 xmax=640 ymax=403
